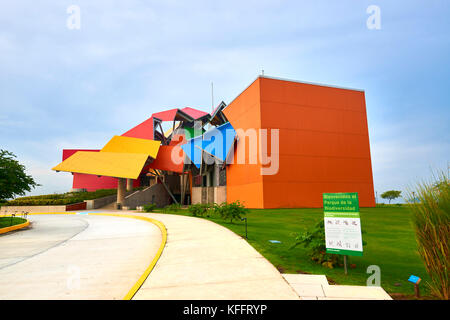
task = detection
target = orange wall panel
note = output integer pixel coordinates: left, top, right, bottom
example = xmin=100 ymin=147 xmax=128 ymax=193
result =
xmin=224 ymin=79 xmax=265 ymax=208
xmin=224 ymin=76 xmax=375 ymax=208
xmin=259 ymin=77 xmax=375 ymax=208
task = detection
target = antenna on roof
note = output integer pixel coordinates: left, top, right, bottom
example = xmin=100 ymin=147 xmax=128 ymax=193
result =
xmin=211 ymin=82 xmax=214 ymax=113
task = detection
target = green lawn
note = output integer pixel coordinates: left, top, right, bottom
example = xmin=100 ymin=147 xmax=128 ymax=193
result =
xmin=158 ymin=206 xmax=432 ymax=298
xmin=0 ymin=217 xmax=27 ymax=228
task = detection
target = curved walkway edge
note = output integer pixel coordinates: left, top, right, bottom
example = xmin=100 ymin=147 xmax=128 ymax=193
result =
xmin=1 ymin=212 xmax=166 ymax=300
xmin=88 ymin=213 xmax=168 ymax=300
xmin=127 ymin=211 xmax=300 ymax=300
xmin=0 ymin=219 xmax=30 ymax=235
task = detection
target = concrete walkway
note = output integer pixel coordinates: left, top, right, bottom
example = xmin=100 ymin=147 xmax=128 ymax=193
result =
xmin=282 ymin=274 xmax=392 ymax=300
xmin=0 ymin=214 xmax=161 ymax=299
xmin=128 ymin=212 xmax=300 ymax=300
xmin=126 ymin=211 xmax=391 ymax=300
xmin=0 ymin=211 xmax=393 ymax=300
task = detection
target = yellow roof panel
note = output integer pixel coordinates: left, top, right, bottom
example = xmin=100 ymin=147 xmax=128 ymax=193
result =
xmin=100 ymin=135 xmax=161 ymax=158
xmin=52 ymin=151 xmax=149 ymax=179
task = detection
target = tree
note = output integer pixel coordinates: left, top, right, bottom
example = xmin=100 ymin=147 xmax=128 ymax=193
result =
xmin=381 ymin=190 xmax=402 ymax=204
xmin=0 ymin=150 xmax=39 ymax=201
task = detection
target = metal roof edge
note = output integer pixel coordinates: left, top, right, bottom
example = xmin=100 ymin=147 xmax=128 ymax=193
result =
xmin=223 ymin=75 xmax=365 ymax=111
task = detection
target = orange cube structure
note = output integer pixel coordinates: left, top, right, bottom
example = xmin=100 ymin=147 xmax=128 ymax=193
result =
xmin=224 ymin=76 xmax=375 ymax=208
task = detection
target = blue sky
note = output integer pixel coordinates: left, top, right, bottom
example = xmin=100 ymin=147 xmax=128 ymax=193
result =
xmin=1 ymin=1 xmax=449 ymax=202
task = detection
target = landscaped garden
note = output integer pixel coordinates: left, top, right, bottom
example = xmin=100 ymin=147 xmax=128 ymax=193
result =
xmin=1 ymin=189 xmax=118 ymax=206
xmin=0 ymin=216 xmax=27 ymax=228
xmin=150 ymin=204 xmax=435 ymax=299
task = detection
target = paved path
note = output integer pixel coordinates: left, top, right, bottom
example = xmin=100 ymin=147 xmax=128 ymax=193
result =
xmin=0 ymin=214 xmax=161 ymax=299
xmin=127 ymin=212 xmax=300 ymax=300
xmin=282 ymin=274 xmax=392 ymax=300
xmin=0 ymin=211 xmax=392 ymax=300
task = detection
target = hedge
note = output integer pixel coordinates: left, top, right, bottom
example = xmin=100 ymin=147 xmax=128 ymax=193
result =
xmin=5 ymin=189 xmax=118 ymax=206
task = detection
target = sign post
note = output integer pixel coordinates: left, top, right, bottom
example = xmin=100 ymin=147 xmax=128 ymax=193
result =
xmin=323 ymin=193 xmax=363 ymax=274
xmin=408 ymin=275 xmax=422 ymax=298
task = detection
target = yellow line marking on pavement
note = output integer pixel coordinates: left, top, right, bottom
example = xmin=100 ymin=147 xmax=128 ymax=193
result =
xmin=9 ymin=211 xmax=166 ymax=300
xmin=0 ymin=219 xmax=30 ymax=235
xmin=87 ymin=213 xmax=167 ymax=300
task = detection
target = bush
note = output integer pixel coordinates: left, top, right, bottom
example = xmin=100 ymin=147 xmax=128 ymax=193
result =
xmin=143 ymin=203 xmax=157 ymax=213
xmin=217 ymin=201 xmax=248 ymax=223
xmin=162 ymin=203 xmax=181 ymax=213
xmin=188 ymin=203 xmax=210 ymax=217
xmin=4 ymin=189 xmax=118 ymax=206
xmin=407 ymin=171 xmax=449 ymax=300
xmin=291 ymin=220 xmax=367 ymax=269
xmin=291 ymin=220 xmax=342 ymax=268
xmin=210 ymin=203 xmax=224 ymax=217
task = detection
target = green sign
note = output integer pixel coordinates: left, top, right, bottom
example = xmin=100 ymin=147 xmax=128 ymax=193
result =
xmin=323 ymin=192 xmax=363 ymax=257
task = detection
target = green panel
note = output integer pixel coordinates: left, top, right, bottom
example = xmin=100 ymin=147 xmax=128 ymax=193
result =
xmin=184 ymin=127 xmax=205 ymax=140
xmin=326 ymin=248 xmax=363 ymax=257
xmin=323 ymin=192 xmax=359 ymax=213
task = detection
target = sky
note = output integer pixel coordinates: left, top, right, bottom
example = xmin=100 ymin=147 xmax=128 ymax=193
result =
xmin=0 ymin=0 xmax=449 ymax=202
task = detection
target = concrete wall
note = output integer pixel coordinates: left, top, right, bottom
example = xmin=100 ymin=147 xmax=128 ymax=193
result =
xmin=84 ymin=194 xmax=117 ymax=210
xmin=124 ymin=183 xmax=171 ymax=209
xmin=1 ymin=202 xmax=87 ymax=213
xmin=191 ymin=186 xmax=226 ymax=205
xmin=214 ymin=186 xmax=227 ymax=204
xmin=191 ymin=187 xmax=202 ymax=204
xmin=1 ymin=205 xmax=67 ymax=213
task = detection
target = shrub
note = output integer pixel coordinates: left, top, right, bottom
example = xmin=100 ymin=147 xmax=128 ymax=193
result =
xmin=291 ymin=220 xmax=367 ymax=269
xmin=407 ymin=171 xmax=449 ymax=300
xmin=4 ymin=189 xmax=118 ymax=206
xmin=143 ymin=203 xmax=157 ymax=213
xmin=188 ymin=203 xmax=210 ymax=217
xmin=291 ymin=220 xmax=342 ymax=268
xmin=162 ymin=203 xmax=181 ymax=213
xmin=210 ymin=202 xmax=225 ymax=218
xmin=217 ymin=201 xmax=248 ymax=223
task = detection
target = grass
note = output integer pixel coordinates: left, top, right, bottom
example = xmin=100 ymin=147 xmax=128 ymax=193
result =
xmin=0 ymin=217 xmax=27 ymax=228
xmin=157 ymin=206 xmax=434 ymax=298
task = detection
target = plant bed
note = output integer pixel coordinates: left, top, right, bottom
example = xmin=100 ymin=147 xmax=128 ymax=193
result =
xmin=0 ymin=217 xmax=27 ymax=229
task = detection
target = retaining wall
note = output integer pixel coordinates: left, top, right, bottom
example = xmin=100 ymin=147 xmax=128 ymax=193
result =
xmin=0 ymin=202 xmax=86 ymax=213
xmin=124 ymin=184 xmax=171 ymax=209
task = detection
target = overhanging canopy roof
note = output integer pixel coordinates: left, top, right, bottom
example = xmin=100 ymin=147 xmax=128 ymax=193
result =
xmin=52 ymin=151 xmax=149 ymax=179
xmin=101 ymin=135 xmax=160 ymax=158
